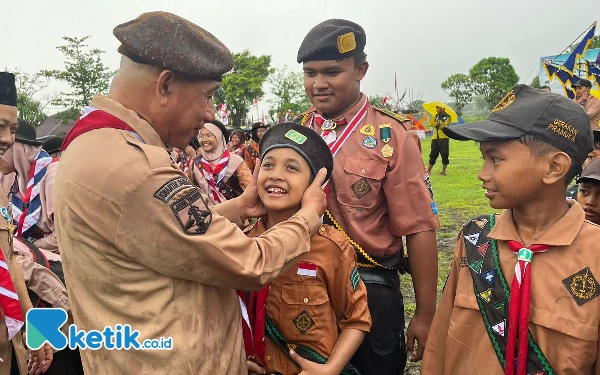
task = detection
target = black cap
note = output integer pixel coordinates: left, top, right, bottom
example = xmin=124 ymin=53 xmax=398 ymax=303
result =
xmin=443 ymin=84 xmax=593 ymax=165
xmin=41 ymin=136 xmax=64 ymax=154
xmin=0 ymin=72 xmax=17 ymax=107
xmin=114 ymin=12 xmax=234 ymax=81
xmin=578 ymin=158 xmax=600 ymax=183
xmin=594 ymin=130 xmax=600 ymax=145
xmin=251 ymin=122 xmax=268 ymax=142
xmin=297 ymin=19 xmax=366 ymax=63
xmin=572 ymin=78 xmax=592 ymax=88
xmin=259 ymin=122 xmax=333 ymax=182
xmin=15 ymin=118 xmax=42 ymax=146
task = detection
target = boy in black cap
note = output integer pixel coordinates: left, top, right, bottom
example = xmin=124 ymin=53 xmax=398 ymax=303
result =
xmin=241 ymin=122 xmax=371 ymax=375
xmin=576 ymin=158 xmax=600 ymax=225
xmin=566 ymin=130 xmax=600 ymax=199
xmin=422 ymin=84 xmax=600 ymax=374
xmin=297 ymin=19 xmax=439 ymax=374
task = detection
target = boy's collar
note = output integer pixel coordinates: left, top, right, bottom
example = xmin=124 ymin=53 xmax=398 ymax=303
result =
xmin=488 ymin=201 xmax=585 ymax=247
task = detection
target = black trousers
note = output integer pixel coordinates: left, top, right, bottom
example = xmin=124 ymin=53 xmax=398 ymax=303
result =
xmin=429 ymin=138 xmax=449 ymax=165
xmin=350 ymin=277 xmax=407 ymax=375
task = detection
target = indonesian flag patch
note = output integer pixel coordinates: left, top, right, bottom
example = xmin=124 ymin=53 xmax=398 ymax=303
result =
xmin=297 ymin=262 xmax=317 ymax=277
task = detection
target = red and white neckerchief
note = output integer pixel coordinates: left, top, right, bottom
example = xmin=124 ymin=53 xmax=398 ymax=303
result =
xmin=310 ymin=98 xmax=370 ymax=157
xmin=505 ymin=240 xmax=550 ymax=375
xmin=201 ymin=150 xmax=230 ymax=204
xmin=313 ymin=115 xmax=347 ymax=145
xmin=0 ymin=248 xmax=24 ymax=352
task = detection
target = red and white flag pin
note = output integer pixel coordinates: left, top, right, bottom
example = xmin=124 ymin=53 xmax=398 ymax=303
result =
xmin=297 ymin=262 xmax=317 ymax=277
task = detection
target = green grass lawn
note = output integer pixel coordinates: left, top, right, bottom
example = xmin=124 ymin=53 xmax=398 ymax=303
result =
xmin=401 ymin=137 xmax=498 ymax=373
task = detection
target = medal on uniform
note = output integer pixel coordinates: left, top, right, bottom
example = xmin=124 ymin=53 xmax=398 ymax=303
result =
xmin=360 ymin=124 xmax=375 ymax=136
xmin=379 ymin=124 xmax=392 ymax=143
xmin=381 ymin=144 xmax=394 ymax=158
xmin=362 ymin=136 xmax=377 ymax=149
xmin=1 ymin=206 xmax=14 ymax=238
xmin=321 ymin=119 xmax=336 ymax=131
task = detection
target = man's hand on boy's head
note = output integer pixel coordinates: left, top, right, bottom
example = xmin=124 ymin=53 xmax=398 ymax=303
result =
xmin=301 ymin=168 xmax=328 ymax=217
xmin=236 ymin=159 xmax=267 ymax=221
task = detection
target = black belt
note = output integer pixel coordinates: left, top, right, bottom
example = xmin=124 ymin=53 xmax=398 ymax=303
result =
xmin=357 ymin=267 xmax=400 ymax=289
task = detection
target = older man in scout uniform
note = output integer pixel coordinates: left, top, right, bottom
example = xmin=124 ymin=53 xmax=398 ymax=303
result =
xmin=295 ymin=19 xmax=440 ymax=374
xmin=573 ymin=78 xmax=600 ymax=130
xmin=0 ymin=72 xmax=53 ymax=375
xmin=54 ymin=12 xmax=327 ymax=375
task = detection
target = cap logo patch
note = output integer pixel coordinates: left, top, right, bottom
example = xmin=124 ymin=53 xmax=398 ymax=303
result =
xmin=337 ymin=32 xmax=356 ymax=54
xmin=547 ymin=119 xmax=578 ymax=142
xmin=491 ymin=90 xmax=516 ymax=113
xmin=285 ymin=129 xmax=308 ymax=145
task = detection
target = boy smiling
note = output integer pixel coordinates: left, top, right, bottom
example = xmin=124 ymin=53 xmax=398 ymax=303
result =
xmin=240 ymin=122 xmax=371 ymax=375
xmin=421 ymin=85 xmax=600 ymax=374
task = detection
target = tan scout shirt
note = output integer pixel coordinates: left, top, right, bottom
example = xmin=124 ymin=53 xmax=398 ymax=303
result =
xmin=54 ymin=96 xmax=322 ymax=375
xmin=247 ymin=220 xmax=371 ymax=374
xmin=421 ymin=203 xmax=600 ymax=374
xmin=303 ymin=95 xmax=439 ymax=256
xmin=584 ymin=95 xmax=600 ymax=130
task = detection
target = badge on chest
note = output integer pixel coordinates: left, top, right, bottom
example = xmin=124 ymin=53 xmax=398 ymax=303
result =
xmin=563 ymin=267 xmax=600 ymax=306
xmin=297 ymin=261 xmax=317 ymax=277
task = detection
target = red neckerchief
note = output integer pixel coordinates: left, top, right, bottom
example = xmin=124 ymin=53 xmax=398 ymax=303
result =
xmin=200 ymin=150 xmax=230 ymax=204
xmin=237 ymin=286 xmax=269 ymax=366
xmin=62 ymin=107 xmax=135 ymax=150
xmin=505 ymin=240 xmax=550 ymax=375
xmin=0 ymin=248 xmax=24 ymax=343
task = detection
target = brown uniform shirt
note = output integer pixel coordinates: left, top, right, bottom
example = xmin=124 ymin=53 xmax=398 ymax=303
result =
xmin=584 ymin=95 xmax=600 ymax=130
xmin=422 ymin=203 xmax=600 ymax=374
xmin=244 ymin=141 xmax=260 ymax=172
xmin=303 ymin=95 xmax=439 ymax=256
xmin=247 ymin=220 xmax=371 ymax=374
xmin=54 ymin=96 xmax=322 ymax=375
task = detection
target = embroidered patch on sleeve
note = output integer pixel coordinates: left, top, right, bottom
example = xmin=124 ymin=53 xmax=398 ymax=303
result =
xmin=170 ymin=189 xmax=212 ymax=235
xmin=350 ymin=267 xmax=360 ymax=291
xmin=459 ymin=257 xmax=469 ymax=267
xmin=292 ymin=310 xmax=316 ymax=335
xmin=153 ymin=177 xmax=193 ymax=203
xmin=562 ymin=267 xmax=600 ymax=306
xmin=351 ymin=177 xmax=372 ymax=199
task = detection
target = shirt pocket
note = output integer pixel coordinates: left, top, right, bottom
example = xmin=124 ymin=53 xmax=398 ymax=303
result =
xmin=336 ymin=157 xmax=387 ymax=209
xmin=281 ymin=282 xmax=330 ymax=346
xmin=445 ymin=293 xmax=481 ymax=374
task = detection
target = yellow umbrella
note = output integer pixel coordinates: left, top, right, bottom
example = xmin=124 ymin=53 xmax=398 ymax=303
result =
xmin=422 ymin=102 xmax=458 ymax=123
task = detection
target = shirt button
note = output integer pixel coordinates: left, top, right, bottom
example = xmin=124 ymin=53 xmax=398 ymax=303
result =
xmin=303 ymin=298 xmax=309 ymax=303
xmin=268 ymin=286 xmax=271 ymax=290
xmin=361 ymin=169 xmax=366 ymax=174
xmin=266 ymin=356 xmax=271 ymax=361
xmin=319 ymin=226 xmax=326 ymax=233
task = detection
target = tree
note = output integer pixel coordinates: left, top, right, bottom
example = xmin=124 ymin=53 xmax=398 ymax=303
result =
xmin=42 ymin=36 xmax=114 ymax=121
xmin=441 ymin=73 xmax=473 ymax=117
xmin=566 ymin=35 xmax=600 ymax=53
xmin=213 ymin=50 xmax=274 ymax=128
xmin=531 ymin=76 xmax=541 ymax=88
xmin=469 ymin=57 xmax=519 ymax=109
xmin=12 ymin=70 xmax=55 ymax=126
xmin=267 ymin=66 xmax=310 ymax=122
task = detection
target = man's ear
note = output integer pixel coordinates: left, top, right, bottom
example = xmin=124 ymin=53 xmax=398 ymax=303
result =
xmin=356 ymin=61 xmax=369 ymax=81
xmin=156 ymin=70 xmax=177 ymax=106
xmin=542 ymin=151 xmax=572 ymax=185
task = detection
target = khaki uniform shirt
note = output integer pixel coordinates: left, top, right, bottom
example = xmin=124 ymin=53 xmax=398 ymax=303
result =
xmin=54 ymin=96 xmax=321 ymax=375
xmin=421 ymin=203 xmax=600 ymax=374
xmin=243 ymin=141 xmax=260 ymax=172
xmin=247 ymin=220 xmax=371 ymax=374
xmin=584 ymin=95 xmax=600 ymax=130
xmin=303 ymin=95 xmax=440 ymax=256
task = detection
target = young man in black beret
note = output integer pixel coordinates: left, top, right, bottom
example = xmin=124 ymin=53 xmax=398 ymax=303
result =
xmin=242 ymin=122 xmax=370 ymax=375
xmin=296 ymin=19 xmax=440 ymax=374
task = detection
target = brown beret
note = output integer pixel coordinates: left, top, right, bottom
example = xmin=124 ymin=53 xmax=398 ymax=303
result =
xmin=114 ymin=11 xmax=234 ymax=81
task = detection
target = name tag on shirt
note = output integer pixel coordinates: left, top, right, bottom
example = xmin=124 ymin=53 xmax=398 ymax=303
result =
xmin=297 ymin=262 xmax=317 ymax=277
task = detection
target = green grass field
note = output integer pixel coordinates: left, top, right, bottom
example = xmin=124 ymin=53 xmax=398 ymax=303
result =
xmin=401 ymin=137 xmax=497 ymax=373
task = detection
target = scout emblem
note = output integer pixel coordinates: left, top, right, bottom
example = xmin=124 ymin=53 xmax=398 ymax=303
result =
xmin=359 ymin=124 xmax=375 ymax=136
xmin=297 ymin=261 xmax=317 ymax=277
xmin=464 ymin=232 xmax=480 ymax=246
xmin=492 ymin=320 xmax=506 ymax=337
xmin=469 ymin=260 xmax=483 ymax=273
xmin=337 ymin=32 xmax=356 ymax=53
xmin=362 ymin=136 xmax=377 ymax=149
xmin=292 ymin=310 xmax=316 ymax=335
xmin=491 ymin=89 xmax=516 ymax=113
xmin=1 ymin=206 xmax=14 ymax=238
xmin=481 ymin=269 xmax=496 ymax=286
xmin=285 ymin=130 xmax=308 ymax=145
xmin=478 ymin=242 xmax=490 ymax=257
xmin=381 ymin=144 xmax=394 ymax=158
xmin=379 ymin=124 xmax=392 ymax=143
xmin=321 ymin=119 xmax=336 ymax=132
xmin=562 ymin=267 xmax=600 ymax=306
xmin=350 ymin=267 xmax=360 ymax=291
xmin=351 ymin=177 xmax=372 ymax=199
xmin=479 ymin=288 xmax=492 ymax=303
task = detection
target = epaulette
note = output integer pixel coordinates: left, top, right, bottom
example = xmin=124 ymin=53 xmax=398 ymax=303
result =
xmin=372 ymin=106 xmax=410 ymax=124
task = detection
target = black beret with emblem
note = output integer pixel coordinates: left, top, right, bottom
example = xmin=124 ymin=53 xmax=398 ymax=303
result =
xmin=114 ymin=11 xmax=234 ymax=81
xmin=259 ymin=122 xmax=333 ymax=183
xmin=297 ymin=19 xmax=366 ymax=63
xmin=0 ymin=72 xmax=17 ymax=107
xmin=444 ymin=84 xmax=593 ymax=165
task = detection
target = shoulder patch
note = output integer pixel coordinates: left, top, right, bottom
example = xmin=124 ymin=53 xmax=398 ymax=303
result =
xmin=372 ymin=106 xmax=410 ymax=124
xmin=169 ymin=189 xmax=212 ymax=235
xmin=153 ymin=177 xmax=194 ymax=203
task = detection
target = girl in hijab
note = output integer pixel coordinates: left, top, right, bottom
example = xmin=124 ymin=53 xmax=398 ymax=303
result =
xmin=228 ymin=129 xmax=247 ymax=157
xmin=189 ymin=120 xmax=252 ymax=206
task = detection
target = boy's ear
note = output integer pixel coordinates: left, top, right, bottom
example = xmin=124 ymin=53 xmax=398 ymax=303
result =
xmin=542 ymin=151 xmax=572 ymax=185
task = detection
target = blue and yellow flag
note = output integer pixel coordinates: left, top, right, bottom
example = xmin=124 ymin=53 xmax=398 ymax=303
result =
xmin=562 ymin=22 xmax=597 ymax=75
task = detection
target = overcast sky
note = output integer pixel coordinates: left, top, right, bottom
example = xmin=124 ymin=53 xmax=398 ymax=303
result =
xmin=1 ymin=0 xmax=598 ymax=113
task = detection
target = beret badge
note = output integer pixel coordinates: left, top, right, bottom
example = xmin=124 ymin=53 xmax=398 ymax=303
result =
xmin=337 ymin=32 xmax=356 ymax=54
xmin=285 ymin=130 xmax=308 ymax=145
